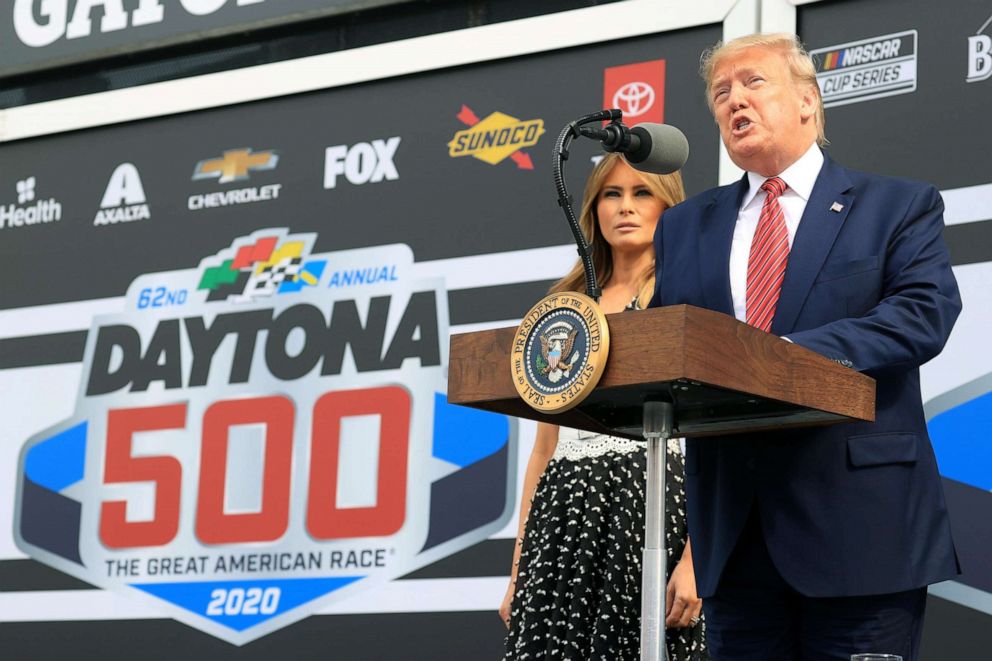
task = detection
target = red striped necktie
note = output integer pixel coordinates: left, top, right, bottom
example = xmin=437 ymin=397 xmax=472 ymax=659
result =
xmin=746 ymin=176 xmax=789 ymax=332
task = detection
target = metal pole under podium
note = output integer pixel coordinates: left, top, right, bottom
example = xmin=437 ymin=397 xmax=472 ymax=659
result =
xmin=641 ymin=401 xmax=674 ymax=661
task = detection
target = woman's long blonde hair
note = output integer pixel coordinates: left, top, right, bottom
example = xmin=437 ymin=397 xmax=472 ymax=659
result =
xmin=550 ymin=152 xmax=686 ymax=307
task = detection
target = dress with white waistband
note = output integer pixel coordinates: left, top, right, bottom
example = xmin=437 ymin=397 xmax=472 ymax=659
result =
xmin=503 ymin=422 xmax=708 ymax=660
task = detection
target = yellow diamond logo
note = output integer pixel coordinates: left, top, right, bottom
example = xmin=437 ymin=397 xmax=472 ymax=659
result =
xmin=448 ymin=112 xmax=545 ymax=165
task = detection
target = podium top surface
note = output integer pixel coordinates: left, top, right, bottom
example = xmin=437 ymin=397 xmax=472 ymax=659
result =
xmin=447 ymin=305 xmax=875 ymax=439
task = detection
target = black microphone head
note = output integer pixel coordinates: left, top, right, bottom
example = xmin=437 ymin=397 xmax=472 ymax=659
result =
xmin=625 ymin=123 xmax=689 ymax=174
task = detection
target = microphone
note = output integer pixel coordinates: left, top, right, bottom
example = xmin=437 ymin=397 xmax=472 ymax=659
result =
xmin=579 ymin=122 xmax=689 ymax=174
xmin=550 ymin=110 xmax=687 ymax=299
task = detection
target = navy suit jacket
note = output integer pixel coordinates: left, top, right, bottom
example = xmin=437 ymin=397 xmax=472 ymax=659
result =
xmin=650 ymin=153 xmax=961 ymax=598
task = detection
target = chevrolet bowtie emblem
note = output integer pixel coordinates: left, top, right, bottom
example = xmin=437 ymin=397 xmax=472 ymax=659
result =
xmin=193 ymin=148 xmax=279 ymax=184
xmin=830 ymin=201 xmax=845 ymax=213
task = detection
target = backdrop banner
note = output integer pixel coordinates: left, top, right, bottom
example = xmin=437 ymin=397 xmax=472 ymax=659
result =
xmin=0 ymin=23 xmax=721 ymax=654
xmin=1 ymin=0 xmax=990 ymax=657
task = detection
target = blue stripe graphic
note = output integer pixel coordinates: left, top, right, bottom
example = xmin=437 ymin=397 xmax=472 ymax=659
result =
xmin=24 ymin=422 xmax=87 ymax=492
xmin=929 ymin=389 xmax=992 ymax=491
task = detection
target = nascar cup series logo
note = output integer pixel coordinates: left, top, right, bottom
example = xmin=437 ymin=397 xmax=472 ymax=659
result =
xmin=511 ymin=292 xmax=610 ymax=413
xmin=811 ymin=30 xmax=918 ymax=107
xmin=14 ymin=229 xmax=515 ymax=645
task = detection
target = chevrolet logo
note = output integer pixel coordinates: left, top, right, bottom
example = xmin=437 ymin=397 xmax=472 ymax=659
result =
xmin=192 ymin=149 xmax=279 ymax=184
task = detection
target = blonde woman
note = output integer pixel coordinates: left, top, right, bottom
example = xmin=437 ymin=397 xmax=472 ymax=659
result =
xmin=501 ymin=153 xmax=707 ymax=660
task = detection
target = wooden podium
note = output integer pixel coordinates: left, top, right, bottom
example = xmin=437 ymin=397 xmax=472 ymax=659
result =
xmin=448 ymin=304 xmax=876 ymax=660
xmin=449 ymin=304 xmax=874 ymax=437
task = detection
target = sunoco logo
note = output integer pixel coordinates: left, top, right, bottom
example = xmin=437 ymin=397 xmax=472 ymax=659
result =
xmin=14 ymin=229 xmax=515 ymax=645
xmin=448 ymin=105 xmax=544 ymax=170
xmin=811 ymin=30 xmax=918 ymax=107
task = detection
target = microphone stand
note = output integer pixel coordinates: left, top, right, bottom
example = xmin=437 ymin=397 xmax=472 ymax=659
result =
xmin=552 ymin=108 xmax=626 ymax=300
xmin=553 ymin=110 xmax=671 ymax=661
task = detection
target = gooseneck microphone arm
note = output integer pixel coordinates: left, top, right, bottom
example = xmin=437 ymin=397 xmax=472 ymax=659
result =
xmin=552 ymin=109 xmax=623 ymax=301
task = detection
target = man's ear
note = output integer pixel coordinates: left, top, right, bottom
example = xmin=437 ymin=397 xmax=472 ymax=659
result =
xmin=799 ymin=83 xmax=818 ymax=122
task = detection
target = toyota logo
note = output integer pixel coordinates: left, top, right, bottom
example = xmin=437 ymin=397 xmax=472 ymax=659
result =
xmin=612 ymin=81 xmax=656 ymax=118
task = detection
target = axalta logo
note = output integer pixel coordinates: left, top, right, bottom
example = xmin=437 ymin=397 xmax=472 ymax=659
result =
xmin=811 ymin=30 xmax=918 ymax=107
xmin=603 ymin=59 xmax=666 ymax=124
xmin=966 ymin=13 xmax=992 ymax=83
xmin=13 ymin=0 xmax=268 ymax=48
xmin=14 ymin=229 xmax=515 ymax=645
xmin=448 ymin=105 xmax=544 ymax=169
xmin=324 ymin=137 xmax=400 ymax=189
xmin=1 ymin=176 xmax=63 ymax=230
xmin=95 ymin=163 xmax=150 ymax=226
xmin=189 ymin=148 xmax=281 ymax=211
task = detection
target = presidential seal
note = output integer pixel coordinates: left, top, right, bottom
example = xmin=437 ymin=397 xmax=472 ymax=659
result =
xmin=511 ymin=292 xmax=610 ymax=413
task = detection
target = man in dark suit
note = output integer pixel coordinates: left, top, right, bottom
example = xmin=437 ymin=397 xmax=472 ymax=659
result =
xmin=650 ymin=33 xmax=960 ymax=660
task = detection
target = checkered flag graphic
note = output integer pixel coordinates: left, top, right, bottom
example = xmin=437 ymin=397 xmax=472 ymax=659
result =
xmin=234 ymin=256 xmax=304 ymax=302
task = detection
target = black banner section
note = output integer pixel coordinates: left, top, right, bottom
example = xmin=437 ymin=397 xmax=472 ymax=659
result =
xmin=0 ymin=330 xmax=88 ymax=369
xmin=944 ymin=221 xmax=992 ymax=269
xmin=0 ymin=596 xmax=979 ymax=659
xmin=3 ymin=0 xmax=992 ymax=657
xmin=0 ymin=28 xmax=719 ymax=312
xmin=0 ymin=0 xmax=415 ymax=78
xmin=0 ymin=612 xmax=509 ymax=660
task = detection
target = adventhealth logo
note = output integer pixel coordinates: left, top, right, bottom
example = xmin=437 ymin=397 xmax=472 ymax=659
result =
xmin=17 ymin=177 xmax=34 ymax=203
xmin=1 ymin=176 xmax=62 ymax=230
xmin=95 ymin=163 xmax=151 ymax=226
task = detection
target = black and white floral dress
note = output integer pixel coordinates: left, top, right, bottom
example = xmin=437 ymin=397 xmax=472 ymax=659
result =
xmin=503 ymin=426 xmax=708 ymax=660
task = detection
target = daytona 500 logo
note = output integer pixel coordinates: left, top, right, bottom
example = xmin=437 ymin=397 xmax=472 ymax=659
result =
xmin=14 ymin=229 xmax=514 ymax=645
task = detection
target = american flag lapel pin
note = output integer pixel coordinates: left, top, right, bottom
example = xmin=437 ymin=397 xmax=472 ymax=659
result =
xmin=830 ymin=201 xmax=844 ymax=213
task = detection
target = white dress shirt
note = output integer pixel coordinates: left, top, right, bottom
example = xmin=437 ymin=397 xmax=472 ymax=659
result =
xmin=729 ymin=143 xmax=825 ymax=323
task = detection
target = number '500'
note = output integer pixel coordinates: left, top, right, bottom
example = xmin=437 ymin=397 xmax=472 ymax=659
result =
xmin=98 ymin=387 xmax=410 ymax=548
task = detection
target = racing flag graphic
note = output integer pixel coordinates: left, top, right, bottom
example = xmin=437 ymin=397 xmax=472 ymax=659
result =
xmin=199 ymin=235 xmax=325 ymax=302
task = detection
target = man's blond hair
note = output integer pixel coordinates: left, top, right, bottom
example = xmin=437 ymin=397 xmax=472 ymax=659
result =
xmin=700 ymin=32 xmax=827 ymax=146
